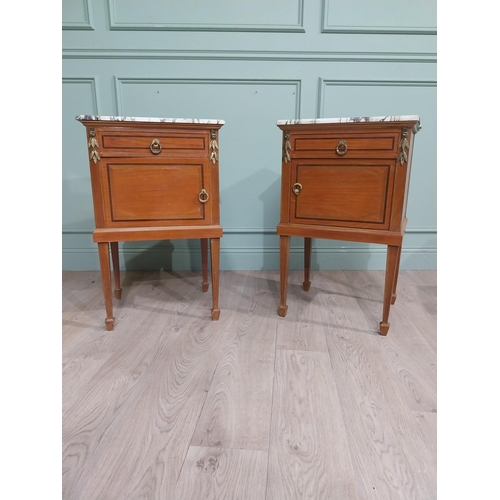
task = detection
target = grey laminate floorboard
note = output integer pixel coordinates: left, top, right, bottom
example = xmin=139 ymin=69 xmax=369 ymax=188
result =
xmin=266 ymin=349 xmax=358 ymax=499
xmin=191 ymin=272 xmax=277 ymax=451
xmin=62 ymin=270 xmax=436 ymax=500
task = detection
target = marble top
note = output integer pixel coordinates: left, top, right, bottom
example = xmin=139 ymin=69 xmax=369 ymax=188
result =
xmin=277 ymin=115 xmax=421 ymax=133
xmin=76 ymin=115 xmax=225 ymax=125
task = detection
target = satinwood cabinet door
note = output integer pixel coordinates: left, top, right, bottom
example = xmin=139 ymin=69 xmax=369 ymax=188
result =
xmin=288 ymin=158 xmax=396 ymax=230
xmin=99 ymin=157 xmax=213 ymax=227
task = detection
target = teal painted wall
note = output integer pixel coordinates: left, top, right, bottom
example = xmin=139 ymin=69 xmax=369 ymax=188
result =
xmin=62 ymin=0 xmax=437 ymax=271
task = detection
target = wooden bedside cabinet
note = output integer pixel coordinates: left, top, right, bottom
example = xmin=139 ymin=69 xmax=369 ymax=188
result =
xmin=76 ymin=115 xmax=224 ymax=330
xmin=276 ymin=116 xmax=421 ymax=335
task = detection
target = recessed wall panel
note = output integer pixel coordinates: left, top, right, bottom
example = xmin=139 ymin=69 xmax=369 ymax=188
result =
xmin=109 ymin=0 xmax=304 ymax=31
xmin=62 ymin=0 xmax=93 ymax=30
xmin=322 ymin=0 xmax=436 ymax=34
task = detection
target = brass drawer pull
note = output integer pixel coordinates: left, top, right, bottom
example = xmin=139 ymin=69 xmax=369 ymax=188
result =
xmin=149 ymin=138 xmax=162 ymax=154
xmin=292 ymin=182 xmax=302 ymax=195
xmin=335 ymin=140 xmax=348 ymax=156
xmin=198 ymin=189 xmax=210 ymax=203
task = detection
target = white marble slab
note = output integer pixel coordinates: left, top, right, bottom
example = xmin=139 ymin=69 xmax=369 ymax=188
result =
xmin=277 ymin=115 xmax=421 ymax=133
xmin=75 ymin=115 xmax=225 ymax=125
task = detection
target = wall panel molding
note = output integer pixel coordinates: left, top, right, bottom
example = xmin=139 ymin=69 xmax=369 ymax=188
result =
xmin=62 ymin=245 xmax=437 ymax=271
xmin=62 ymin=226 xmax=436 ymax=235
xmin=317 ymin=78 xmax=437 ymax=118
xmin=114 ymin=78 xmax=301 ymax=119
xmin=321 ymin=0 xmax=436 ymax=35
xmin=62 ymin=77 xmax=100 ymax=115
xmin=108 ymin=0 xmax=305 ymax=32
xmin=62 ymin=1 xmax=436 ymax=271
xmin=62 ymin=0 xmax=94 ymax=30
xmin=63 ymin=48 xmax=436 ymax=64
xmin=63 ymin=246 xmax=436 ymax=254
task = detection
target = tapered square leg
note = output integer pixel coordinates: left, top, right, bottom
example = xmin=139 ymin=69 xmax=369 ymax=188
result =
xmin=201 ymin=238 xmax=209 ymax=292
xmin=278 ymin=235 xmax=290 ymax=317
xmin=303 ymin=237 xmax=312 ymax=291
xmin=380 ymin=245 xmax=399 ymax=336
xmin=110 ymin=242 xmax=122 ymax=299
xmin=391 ymin=245 xmax=402 ymax=305
xmin=210 ymin=238 xmax=220 ymax=320
xmin=98 ymin=242 xmax=115 ymax=331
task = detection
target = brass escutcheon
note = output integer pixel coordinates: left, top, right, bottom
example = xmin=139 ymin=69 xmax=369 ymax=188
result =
xmin=198 ymin=189 xmax=209 ymax=203
xmin=292 ymin=182 xmax=302 ymax=195
xmin=335 ymin=139 xmax=348 ymax=156
xmin=150 ymin=138 xmax=162 ymax=154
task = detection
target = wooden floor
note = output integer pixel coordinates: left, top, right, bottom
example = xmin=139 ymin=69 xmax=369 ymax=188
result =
xmin=62 ymin=269 xmax=436 ymax=500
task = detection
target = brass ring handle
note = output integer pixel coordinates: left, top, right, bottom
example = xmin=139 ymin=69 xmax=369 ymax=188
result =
xmin=150 ymin=138 xmax=162 ymax=154
xmin=198 ymin=189 xmax=209 ymax=204
xmin=292 ymin=182 xmax=302 ymax=195
xmin=335 ymin=140 xmax=348 ymax=156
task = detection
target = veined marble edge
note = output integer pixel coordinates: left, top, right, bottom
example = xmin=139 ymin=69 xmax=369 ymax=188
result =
xmin=75 ymin=115 xmax=225 ymax=125
xmin=276 ymin=115 xmax=421 ymax=133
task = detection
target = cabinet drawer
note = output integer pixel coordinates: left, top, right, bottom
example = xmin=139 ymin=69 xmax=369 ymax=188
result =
xmin=289 ymin=159 xmax=395 ymax=229
xmin=291 ymin=131 xmax=399 ymax=158
xmin=99 ymin=131 xmax=207 ymax=156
